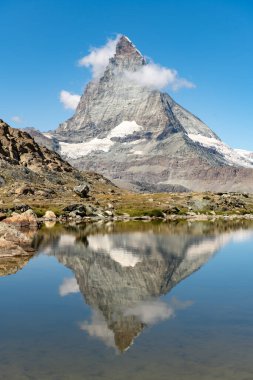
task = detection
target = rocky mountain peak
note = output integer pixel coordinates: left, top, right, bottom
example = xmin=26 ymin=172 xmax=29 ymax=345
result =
xmin=49 ymin=37 xmax=253 ymax=193
xmin=116 ymin=35 xmax=142 ymax=58
xmin=110 ymin=35 xmax=145 ymax=70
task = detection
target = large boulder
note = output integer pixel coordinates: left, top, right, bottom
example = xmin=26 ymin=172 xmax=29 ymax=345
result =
xmin=43 ymin=210 xmax=57 ymax=221
xmin=15 ymin=185 xmax=35 ymax=196
xmin=63 ymin=203 xmax=99 ymax=217
xmin=73 ymin=182 xmax=90 ymax=198
xmin=0 ymin=238 xmax=26 ymax=257
xmin=0 ymin=222 xmax=35 ymax=257
xmin=3 ymin=209 xmax=38 ymax=228
xmin=63 ymin=204 xmax=84 ymax=212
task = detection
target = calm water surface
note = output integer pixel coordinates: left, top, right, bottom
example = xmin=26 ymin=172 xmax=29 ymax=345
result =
xmin=1 ymin=220 xmax=253 ymax=380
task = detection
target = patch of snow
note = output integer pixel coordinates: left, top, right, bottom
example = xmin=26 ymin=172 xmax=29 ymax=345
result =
xmin=231 ymin=229 xmax=253 ymax=242
xmin=109 ymin=248 xmax=142 ymax=267
xmin=58 ymin=234 xmax=76 ymax=247
xmin=59 ymin=121 xmax=143 ymax=159
xmin=186 ymin=230 xmax=253 ymax=260
xmin=60 ymin=137 xmax=114 ymax=158
xmin=122 ymin=35 xmax=143 ymax=56
xmin=43 ymin=133 xmax=53 ymax=139
xmin=235 ymin=148 xmax=253 ymax=160
xmin=123 ymin=35 xmax=133 ymax=44
xmin=108 ymin=121 xmax=142 ymax=138
xmin=87 ymin=234 xmax=142 ymax=267
xmin=128 ymin=139 xmax=144 ymax=145
xmin=186 ymin=235 xmax=230 ymax=259
xmin=188 ymin=133 xmax=253 ymax=168
xmin=129 ymin=147 xmax=144 ymax=155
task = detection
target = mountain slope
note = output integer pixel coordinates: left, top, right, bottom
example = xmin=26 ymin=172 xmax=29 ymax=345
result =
xmin=0 ymin=119 xmax=118 ymax=203
xmin=47 ymin=36 xmax=253 ymax=192
xmin=22 ymin=127 xmax=59 ymax=152
xmin=0 ymin=119 xmax=73 ymax=174
xmin=0 ymin=119 xmax=79 ymax=189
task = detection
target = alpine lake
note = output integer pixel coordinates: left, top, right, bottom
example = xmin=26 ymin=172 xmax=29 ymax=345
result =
xmin=1 ymin=219 xmax=253 ymax=380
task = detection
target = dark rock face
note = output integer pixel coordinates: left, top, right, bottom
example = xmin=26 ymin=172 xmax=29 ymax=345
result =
xmin=73 ymin=182 xmax=90 ymax=198
xmin=47 ymin=35 xmax=253 ymax=193
xmin=22 ymin=127 xmax=59 ymax=152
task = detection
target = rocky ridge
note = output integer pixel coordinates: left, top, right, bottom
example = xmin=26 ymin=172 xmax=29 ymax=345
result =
xmin=0 ymin=119 xmax=119 ymax=204
xmin=0 ymin=119 xmax=73 ymax=175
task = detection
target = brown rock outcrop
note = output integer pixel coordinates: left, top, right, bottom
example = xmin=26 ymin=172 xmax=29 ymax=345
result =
xmin=3 ymin=209 xmax=38 ymax=228
xmin=0 ymin=222 xmax=35 ymax=257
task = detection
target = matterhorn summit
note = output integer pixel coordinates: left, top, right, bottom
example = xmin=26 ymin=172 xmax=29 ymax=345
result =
xmin=48 ymin=35 xmax=253 ymax=192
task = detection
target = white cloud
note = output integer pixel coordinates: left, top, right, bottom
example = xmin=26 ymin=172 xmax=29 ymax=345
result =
xmin=78 ymin=35 xmax=120 ymax=78
xmin=124 ymin=300 xmax=174 ymax=325
xmin=80 ymin=310 xmax=115 ymax=349
xmin=11 ymin=115 xmax=23 ymax=123
xmin=59 ymin=277 xmax=80 ymax=296
xmin=124 ymin=297 xmax=193 ymax=325
xmin=60 ymin=90 xmax=81 ymax=110
xmin=125 ymin=63 xmax=195 ymax=91
xmin=77 ymin=35 xmax=195 ymax=91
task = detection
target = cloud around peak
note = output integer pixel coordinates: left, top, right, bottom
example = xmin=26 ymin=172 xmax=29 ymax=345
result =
xmin=125 ymin=62 xmax=195 ymax=91
xmin=78 ymin=35 xmax=195 ymax=91
xmin=60 ymin=90 xmax=81 ymax=110
xmin=60 ymin=35 xmax=195 ymax=110
xmin=78 ymin=35 xmax=120 ymax=78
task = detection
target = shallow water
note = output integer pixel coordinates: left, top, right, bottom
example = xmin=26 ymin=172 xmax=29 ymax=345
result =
xmin=1 ymin=220 xmax=253 ymax=380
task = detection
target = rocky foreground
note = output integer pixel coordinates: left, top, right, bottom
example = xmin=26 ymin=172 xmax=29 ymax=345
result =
xmin=1 ymin=189 xmax=253 ymax=226
xmin=0 ymin=119 xmax=118 ymax=202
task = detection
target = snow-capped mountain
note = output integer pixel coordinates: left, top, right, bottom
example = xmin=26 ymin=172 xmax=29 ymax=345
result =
xmin=45 ymin=35 xmax=253 ymax=192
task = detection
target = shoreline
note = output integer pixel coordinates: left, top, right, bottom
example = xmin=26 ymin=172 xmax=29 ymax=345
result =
xmin=39 ymin=212 xmax=253 ymax=224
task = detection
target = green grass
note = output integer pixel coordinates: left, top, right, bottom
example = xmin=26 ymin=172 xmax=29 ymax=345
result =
xmin=116 ymin=208 xmax=165 ymax=218
xmin=32 ymin=206 xmax=63 ymax=217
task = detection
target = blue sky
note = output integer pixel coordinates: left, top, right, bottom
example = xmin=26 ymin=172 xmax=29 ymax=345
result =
xmin=0 ymin=0 xmax=252 ymax=149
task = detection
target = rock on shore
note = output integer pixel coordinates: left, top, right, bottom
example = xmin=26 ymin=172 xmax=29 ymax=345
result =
xmin=3 ymin=209 xmax=38 ymax=228
xmin=0 ymin=222 xmax=35 ymax=257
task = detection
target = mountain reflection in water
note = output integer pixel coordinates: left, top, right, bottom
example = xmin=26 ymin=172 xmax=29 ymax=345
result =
xmin=29 ymin=220 xmax=253 ymax=352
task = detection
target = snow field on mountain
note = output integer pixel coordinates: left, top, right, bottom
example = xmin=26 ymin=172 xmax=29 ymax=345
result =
xmin=188 ymin=133 xmax=253 ymax=168
xmin=59 ymin=120 xmax=143 ymax=159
